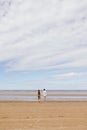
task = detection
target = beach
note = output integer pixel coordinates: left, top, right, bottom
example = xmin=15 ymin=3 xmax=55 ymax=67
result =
xmin=0 ymin=101 xmax=87 ymax=130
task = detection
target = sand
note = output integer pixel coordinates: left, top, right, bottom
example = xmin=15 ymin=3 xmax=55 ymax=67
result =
xmin=0 ymin=101 xmax=87 ymax=130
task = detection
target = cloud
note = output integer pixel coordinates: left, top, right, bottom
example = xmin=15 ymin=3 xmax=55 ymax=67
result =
xmin=20 ymin=71 xmax=87 ymax=90
xmin=0 ymin=0 xmax=87 ymax=73
xmin=52 ymin=72 xmax=87 ymax=80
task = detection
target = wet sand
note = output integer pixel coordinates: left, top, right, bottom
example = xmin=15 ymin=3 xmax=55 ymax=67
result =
xmin=0 ymin=101 xmax=87 ymax=130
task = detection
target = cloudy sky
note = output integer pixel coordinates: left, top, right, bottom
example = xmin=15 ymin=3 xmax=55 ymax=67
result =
xmin=0 ymin=0 xmax=87 ymax=90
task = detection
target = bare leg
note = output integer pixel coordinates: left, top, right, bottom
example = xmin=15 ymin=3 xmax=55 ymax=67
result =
xmin=38 ymin=98 xmax=40 ymax=103
xmin=44 ymin=96 xmax=46 ymax=102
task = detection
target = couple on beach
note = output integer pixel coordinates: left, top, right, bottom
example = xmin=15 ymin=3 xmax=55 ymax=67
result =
xmin=38 ymin=89 xmax=47 ymax=102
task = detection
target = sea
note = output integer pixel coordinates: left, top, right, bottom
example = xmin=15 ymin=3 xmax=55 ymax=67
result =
xmin=0 ymin=90 xmax=87 ymax=101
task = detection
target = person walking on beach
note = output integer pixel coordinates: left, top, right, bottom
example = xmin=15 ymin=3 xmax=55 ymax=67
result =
xmin=38 ymin=89 xmax=41 ymax=102
xmin=43 ymin=89 xmax=47 ymax=102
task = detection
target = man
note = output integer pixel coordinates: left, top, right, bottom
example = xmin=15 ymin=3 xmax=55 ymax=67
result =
xmin=43 ymin=89 xmax=47 ymax=102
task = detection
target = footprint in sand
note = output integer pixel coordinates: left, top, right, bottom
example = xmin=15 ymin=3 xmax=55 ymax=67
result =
xmin=2 ymin=116 xmax=8 ymax=119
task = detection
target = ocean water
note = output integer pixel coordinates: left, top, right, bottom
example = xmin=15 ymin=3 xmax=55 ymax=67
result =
xmin=0 ymin=90 xmax=87 ymax=101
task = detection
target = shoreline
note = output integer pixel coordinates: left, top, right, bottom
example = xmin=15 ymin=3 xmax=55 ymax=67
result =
xmin=1 ymin=94 xmax=87 ymax=96
xmin=0 ymin=100 xmax=87 ymax=102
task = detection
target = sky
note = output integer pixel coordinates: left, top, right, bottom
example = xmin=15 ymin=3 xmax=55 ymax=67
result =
xmin=0 ymin=0 xmax=87 ymax=90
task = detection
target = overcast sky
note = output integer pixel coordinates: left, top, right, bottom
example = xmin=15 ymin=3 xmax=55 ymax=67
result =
xmin=0 ymin=0 xmax=87 ymax=90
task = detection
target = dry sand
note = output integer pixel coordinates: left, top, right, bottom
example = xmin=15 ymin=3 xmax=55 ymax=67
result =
xmin=0 ymin=101 xmax=87 ymax=130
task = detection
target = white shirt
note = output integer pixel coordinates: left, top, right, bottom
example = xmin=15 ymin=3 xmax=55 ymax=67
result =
xmin=43 ymin=90 xmax=47 ymax=96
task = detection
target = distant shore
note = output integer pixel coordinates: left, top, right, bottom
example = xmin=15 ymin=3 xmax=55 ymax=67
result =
xmin=0 ymin=101 xmax=87 ymax=130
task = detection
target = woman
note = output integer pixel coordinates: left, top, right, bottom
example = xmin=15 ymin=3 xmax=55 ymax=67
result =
xmin=38 ymin=89 xmax=41 ymax=102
